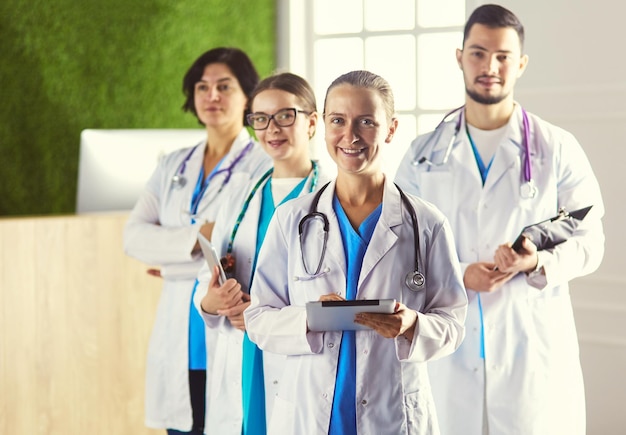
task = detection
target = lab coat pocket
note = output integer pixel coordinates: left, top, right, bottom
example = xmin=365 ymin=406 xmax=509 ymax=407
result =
xmin=267 ymin=394 xmax=295 ymax=434
xmin=404 ymin=388 xmax=439 ymax=435
xmin=417 ymin=172 xmax=454 ymax=218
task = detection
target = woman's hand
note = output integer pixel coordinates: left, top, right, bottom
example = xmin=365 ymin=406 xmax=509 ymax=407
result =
xmin=217 ymin=293 xmax=251 ymax=331
xmin=200 ymin=265 xmax=245 ymax=314
xmin=354 ymin=301 xmax=418 ymax=341
xmin=146 ymin=268 xmax=162 ymax=278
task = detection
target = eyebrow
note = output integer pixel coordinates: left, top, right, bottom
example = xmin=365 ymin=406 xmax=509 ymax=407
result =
xmin=251 ymin=107 xmax=297 ymax=114
xmin=467 ymin=44 xmax=513 ymax=54
xmin=197 ymin=77 xmax=234 ymax=84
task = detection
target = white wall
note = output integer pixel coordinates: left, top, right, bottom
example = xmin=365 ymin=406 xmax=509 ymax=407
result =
xmin=493 ymin=1 xmax=626 ymax=432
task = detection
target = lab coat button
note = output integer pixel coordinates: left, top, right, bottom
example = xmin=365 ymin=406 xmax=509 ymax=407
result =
xmin=363 ymin=349 xmax=368 ymax=355
xmin=322 ymin=393 xmax=328 ymax=399
xmin=327 ymin=343 xmax=335 ymax=348
xmin=361 ymin=400 xmax=367 ymax=406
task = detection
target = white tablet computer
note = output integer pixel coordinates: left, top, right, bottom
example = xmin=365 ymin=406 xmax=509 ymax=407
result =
xmin=306 ymin=299 xmax=396 ymax=331
xmin=197 ymin=233 xmax=227 ymax=286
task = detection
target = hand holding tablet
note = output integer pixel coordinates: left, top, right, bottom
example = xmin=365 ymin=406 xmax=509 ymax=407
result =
xmin=306 ymin=299 xmax=396 ymax=331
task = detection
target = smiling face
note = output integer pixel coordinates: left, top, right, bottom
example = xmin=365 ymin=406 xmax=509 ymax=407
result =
xmin=323 ymin=84 xmax=397 ymax=177
xmin=193 ymin=62 xmax=248 ymax=129
xmin=250 ymin=89 xmax=316 ymax=167
xmin=457 ymin=23 xmax=528 ymax=106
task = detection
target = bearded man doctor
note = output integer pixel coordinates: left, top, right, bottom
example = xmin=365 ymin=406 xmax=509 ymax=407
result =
xmin=395 ymin=4 xmax=605 ymax=435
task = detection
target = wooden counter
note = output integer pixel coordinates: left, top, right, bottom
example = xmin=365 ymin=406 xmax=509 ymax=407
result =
xmin=0 ymin=213 xmax=161 ymax=434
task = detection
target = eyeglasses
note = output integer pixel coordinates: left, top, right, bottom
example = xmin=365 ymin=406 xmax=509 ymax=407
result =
xmin=246 ymin=108 xmax=311 ymax=130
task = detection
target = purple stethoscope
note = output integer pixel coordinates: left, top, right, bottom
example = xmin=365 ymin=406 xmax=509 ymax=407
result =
xmin=171 ymin=140 xmax=253 ymax=190
xmin=172 ymin=140 xmax=253 ymax=221
xmin=413 ymin=105 xmax=537 ymax=199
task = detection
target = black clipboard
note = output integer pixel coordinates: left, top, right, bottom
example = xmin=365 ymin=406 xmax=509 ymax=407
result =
xmin=306 ymin=299 xmax=396 ymax=331
xmin=511 ymin=205 xmax=593 ymax=252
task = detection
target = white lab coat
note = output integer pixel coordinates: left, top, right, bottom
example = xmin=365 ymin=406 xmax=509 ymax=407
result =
xmin=394 ymin=105 xmax=605 ymax=435
xmin=244 ymin=179 xmax=468 ymax=435
xmin=123 ymin=128 xmax=271 ymax=431
xmin=193 ymin=164 xmax=332 ymax=435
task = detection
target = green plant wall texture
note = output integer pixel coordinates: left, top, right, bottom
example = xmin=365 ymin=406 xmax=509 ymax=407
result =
xmin=0 ymin=0 xmax=275 ymax=216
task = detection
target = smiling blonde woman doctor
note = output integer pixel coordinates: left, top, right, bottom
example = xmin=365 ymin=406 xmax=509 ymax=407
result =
xmin=244 ymin=70 xmax=468 ymax=435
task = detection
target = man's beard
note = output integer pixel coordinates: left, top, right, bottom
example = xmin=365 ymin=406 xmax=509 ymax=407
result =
xmin=466 ymin=87 xmax=508 ymax=105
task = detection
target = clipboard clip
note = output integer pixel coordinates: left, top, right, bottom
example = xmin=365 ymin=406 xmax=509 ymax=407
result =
xmin=552 ymin=207 xmax=569 ymax=222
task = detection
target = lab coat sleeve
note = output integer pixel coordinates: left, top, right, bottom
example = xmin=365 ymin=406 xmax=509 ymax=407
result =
xmin=527 ymin=130 xmax=605 ymax=289
xmin=244 ymin=213 xmax=323 ymax=356
xmin=123 ymin=157 xmax=202 ymax=265
xmin=397 ymin=218 xmax=468 ymax=362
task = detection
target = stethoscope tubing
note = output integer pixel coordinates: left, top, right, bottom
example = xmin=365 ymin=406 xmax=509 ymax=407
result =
xmin=171 ymin=140 xmax=254 ymax=191
xmin=297 ymin=182 xmax=426 ymax=290
xmin=415 ymin=105 xmax=533 ymax=185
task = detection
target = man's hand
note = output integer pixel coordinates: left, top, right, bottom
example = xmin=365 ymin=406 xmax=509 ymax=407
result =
xmin=464 ymin=262 xmax=516 ymax=292
xmin=494 ymin=237 xmax=538 ymax=274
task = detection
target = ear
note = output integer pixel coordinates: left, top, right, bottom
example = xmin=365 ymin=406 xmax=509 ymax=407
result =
xmin=385 ymin=118 xmax=399 ymax=143
xmin=307 ymin=111 xmax=319 ymax=139
xmin=517 ymin=54 xmax=529 ymax=78
xmin=456 ymin=48 xmax=463 ymax=70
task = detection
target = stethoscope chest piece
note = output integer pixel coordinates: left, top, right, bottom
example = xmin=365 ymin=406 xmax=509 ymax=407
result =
xmin=405 ymin=270 xmax=425 ymax=291
xmin=520 ymin=179 xmax=537 ymax=199
xmin=171 ymin=174 xmax=187 ymax=189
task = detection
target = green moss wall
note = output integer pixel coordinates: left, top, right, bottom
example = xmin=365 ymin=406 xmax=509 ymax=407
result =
xmin=0 ymin=0 xmax=275 ymax=216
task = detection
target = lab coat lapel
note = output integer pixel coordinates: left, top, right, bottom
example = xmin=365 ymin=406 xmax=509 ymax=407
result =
xmin=451 ymin=133 xmax=484 ymax=189
xmin=202 ymin=130 xmax=253 ymax=206
xmin=238 ymin=181 xmax=263 ymax=289
xmin=314 ymin=180 xmax=347 ymax=281
xmin=482 ymin=106 xmax=526 ymax=196
xmin=358 ymin=181 xmax=402 ymax=291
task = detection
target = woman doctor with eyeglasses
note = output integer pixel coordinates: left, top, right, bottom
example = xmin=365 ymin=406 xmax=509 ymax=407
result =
xmin=193 ymin=72 xmax=331 ymax=435
xmin=123 ymin=47 xmax=271 ymax=435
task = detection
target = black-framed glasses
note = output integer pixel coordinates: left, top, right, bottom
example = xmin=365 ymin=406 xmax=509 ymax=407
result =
xmin=246 ymin=108 xmax=311 ymax=130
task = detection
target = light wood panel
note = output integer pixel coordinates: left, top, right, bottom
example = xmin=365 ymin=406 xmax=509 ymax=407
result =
xmin=0 ymin=213 xmax=162 ymax=434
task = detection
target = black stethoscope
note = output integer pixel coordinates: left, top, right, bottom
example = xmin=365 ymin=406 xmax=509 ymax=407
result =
xmin=412 ymin=105 xmax=537 ymax=199
xmin=296 ymin=182 xmax=426 ymax=292
xmin=171 ymin=140 xmax=253 ymax=190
